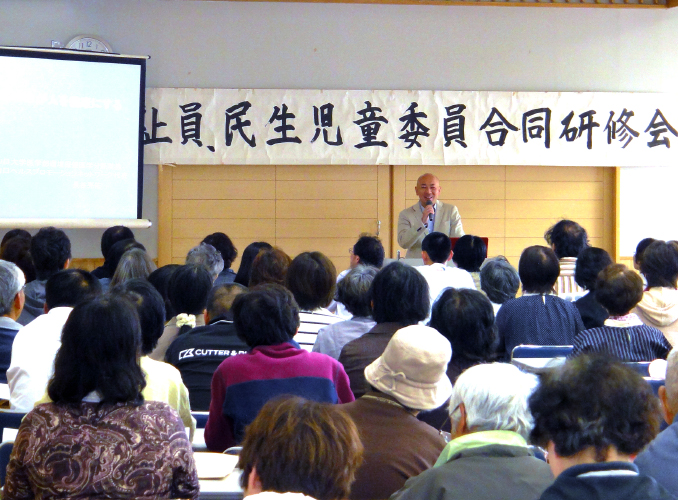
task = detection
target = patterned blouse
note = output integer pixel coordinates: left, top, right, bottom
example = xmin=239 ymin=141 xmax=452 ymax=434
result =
xmin=4 ymin=401 xmax=199 ymax=500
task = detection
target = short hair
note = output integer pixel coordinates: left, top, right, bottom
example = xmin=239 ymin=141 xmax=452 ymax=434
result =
xmin=641 ymin=240 xmax=678 ymax=289
xmin=421 ymin=232 xmax=451 ymax=264
xmin=574 ymin=247 xmax=613 ymax=291
xmin=186 ymin=243 xmax=224 ymax=280
xmin=147 ymin=264 xmax=181 ymax=319
xmin=103 ymin=239 xmax=146 ymax=277
xmin=100 ymin=225 xmax=134 ymax=260
xmin=249 ymin=247 xmax=292 ymax=287
xmin=664 ymin=348 xmax=678 ymax=417
xmin=529 ymin=355 xmax=660 ymax=460
xmin=452 ymin=235 xmax=487 ymax=272
xmin=336 ymin=265 xmax=377 ymax=318
xmin=429 ymin=288 xmax=498 ymax=362
xmin=0 ymin=260 xmax=25 ymax=316
xmin=48 ymin=295 xmax=146 ymax=405
xmin=0 ymin=229 xmax=31 ymax=249
xmin=45 ymin=269 xmax=101 ymax=310
xmin=352 ymin=236 xmax=385 ymax=268
xmin=232 ymin=284 xmax=300 ymax=348
xmin=111 ymin=279 xmax=166 ymax=355
xmin=285 ymin=252 xmax=337 ymax=310
xmin=480 ymin=257 xmax=519 ymax=304
xmin=30 ymin=227 xmax=71 ymax=280
xmin=0 ymin=236 xmax=36 ymax=283
xmin=202 ymin=232 xmax=238 ymax=270
xmin=634 ymin=238 xmax=656 ymax=268
xmin=167 ymin=264 xmax=213 ymax=316
xmin=206 ymin=283 xmax=247 ymax=322
xmin=237 ymin=396 xmax=363 ymax=500
xmin=449 ymin=363 xmax=537 ymax=440
xmin=519 ymin=246 xmax=560 ymax=294
xmin=234 ymin=242 xmax=273 ymax=287
xmin=110 ymin=248 xmax=157 ymax=288
xmin=594 ymin=264 xmax=644 ymax=316
xmin=544 ymin=220 xmax=589 ymax=259
xmin=370 ymin=262 xmax=429 ymax=325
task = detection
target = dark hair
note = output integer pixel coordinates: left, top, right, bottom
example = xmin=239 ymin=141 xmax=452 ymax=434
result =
xmin=45 ymin=269 xmax=102 ymax=310
xmin=202 ymin=232 xmax=238 ymax=270
xmin=232 ymin=284 xmax=300 ymax=348
xmin=452 ymin=235 xmax=487 ymax=272
xmin=352 ymin=236 xmax=385 ymax=268
xmin=238 ymin=396 xmax=363 ymax=500
xmin=249 ymin=248 xmax=292 ymax=287
xmin=206 ymin=283 xmax=247 ymax=322
xmin=634 ymin=238 xmax=656 ymax=267
xmin=0 ymin=229 xmax=31 ymax=248
xmin=430 ymin=288 xmax=498 ymax=362
xmin=641 ymin=240 xmax=678 ymax=289
xmin=421 ymin=232 xmax=451 ymax=264
xmin=147 ymin=264 xmax=181 ymax=319
xmin=574 ymin=247 xmax=613 ymax=291
xmin=234 ymin=242 xmax=273 ymax=287
xmin=285 ymin=252 xmax=337 ymax=310
xmin=370 ymin=262 xmax=429 ymax=325
xmin=595 ymin=264 xmax=644 ymax=316
xmin=111 ymin=279 xmax=166 ymax=355
xmin=0 ymin=236 xmax=36 ymax=283
xmin=529 ymin=355 xmax=660 ymax=461
xmin=100 ymin=225 xmax=135 ymax=260
xmin=168 ymin=265 xmax=213 ymax=319
xmin=519 ymin=246 xmax=560 ymax=294
xmin=480 ymin=257 xmax=519 ymax=304
xmin=103 ymin=239 xmax=146 ymax=277
xmin=30 ymin=227 xmax=71 ymax=280
xmin=48 ymin=295 xmax=146 ymax=405
xmin=544 ymin=220 xmax=589 ymax=259
xmin=336 ymin=265 xmax=377 ymax=318
xmin=110 ymin=248 xmax=156 ymax=288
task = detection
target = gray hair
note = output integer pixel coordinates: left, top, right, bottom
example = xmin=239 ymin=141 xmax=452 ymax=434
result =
xmin=449 ymin=362 xmax=537 ymax=439
xmin=0 ymin=260 xmax=25 ymax=316
xmin=480 ymin=256 xmax=520 ymax=305
xmin=186 ymin=242 xmax=224 ymax=280
xmin=336 ymin=265 xmax=378 ymax=318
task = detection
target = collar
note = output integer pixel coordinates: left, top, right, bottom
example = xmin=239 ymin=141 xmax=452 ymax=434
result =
xmin=368 ymin=322 xmax=405 ymax=335
xmin=300 ymin=308 xmax=335 ymax=317
xmin=435 ymin=430 xmax=528 ymax=466
xmin=605 ymin=313 xmax=644 ymax=328
xmin=0 ymin=316 xmax=22 ymax=331
xmin=560 ymin=461 xmax=638 ymax=478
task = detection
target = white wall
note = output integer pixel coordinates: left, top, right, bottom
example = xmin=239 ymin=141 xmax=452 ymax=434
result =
xmin=2 ymin=0 xmax=677 ymax=257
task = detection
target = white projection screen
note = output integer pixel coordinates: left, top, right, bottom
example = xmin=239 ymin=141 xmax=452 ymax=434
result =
xmin=0 ymin=46 xmax=146 ymax=225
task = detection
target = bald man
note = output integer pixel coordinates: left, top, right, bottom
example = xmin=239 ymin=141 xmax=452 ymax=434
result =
xmin=397 ymin=173 xmax=464 ymax=259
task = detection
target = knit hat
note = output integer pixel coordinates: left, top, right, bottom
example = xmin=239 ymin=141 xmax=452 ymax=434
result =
xmin=364 ymin=325 xmax=452 ymax=411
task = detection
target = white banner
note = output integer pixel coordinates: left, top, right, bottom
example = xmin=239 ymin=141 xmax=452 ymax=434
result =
xmin=143 ymin=89 xmax=678 ymax=167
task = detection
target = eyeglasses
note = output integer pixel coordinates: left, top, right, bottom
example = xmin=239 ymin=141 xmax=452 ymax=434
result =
xmin=349 ymin=248 xmax=354 ymax=255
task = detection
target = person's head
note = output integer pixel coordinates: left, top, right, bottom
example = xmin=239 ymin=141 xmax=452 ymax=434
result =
xmin=415 ymin=173 xmax=441 ymax=207
xmin=147 ymin=264 xmax=181 ymax=319
xmin=44 ymin=269 xmax=101 ymax=311
xmin=285 ymin=252 xmax=337 ymax=311
xmin=529 ymin=355 xmax=660 ymax=476
xmin=659 ymin=348 xmax=678 ymax=425
xmin=641 ymin=240 xmax=678 ymax=289
xmin=100 ymin=225 xmax=135 ymax=261
xmin=237 ymin=396 xmax=363 ymax=500
xmin=249 ymin=247 xmax=292 ymax=287
xmin=574 ymin=247 xmax=613 ymax=291
xmin=0 ymin=236 xmax=36 ymax=283
xmin=110 ymin=248 xmax=157 ymax=288
xmin=47 ymin=295 xmax=146 ymax=405
xmin=519 ymin=246 xmax=560 ymax=294
xmin=205 ymin=283 xmax=247 ymax=323
xmin=480 ymin=256 xmax=519 ymax=304
xmin=421 ymin=232 xmax=451 ymax=265
xmin=167 ymin=264 xmax=213 ymax=317
xmin=30 ymin=227 xmax=71 ymax=280
xmin=429 ymin=288 xmax=498 ymax=362
xmin=336 ymin=265 xmax=377 ymax=319
xmin=103 ymin=239 xmax=146 ymax=277
xmin=351 ymin=236 xmax=385 ymax=269
xmin=370 ymin=262 xmax=429 ymax=325
xmin=634 ymin=238 xmax=656 ymax=271
xmin=186 ymin=242 xmax=224 ymax=282
xmin=111 ymin=279 xmax=166 ymax=355
xmin=452 ymin=235 xmax=487 ymax=272
xmin=594 ymin=264 xmax=644 ymax=317
xmin=234 ymin=242 xmax=273 ymax=287
xmin=0 ymin=229 xmax=31 ymax=249
xmin=202 ymin=232 xmax=238 ymax=270
xmin=232 ymin=283 xmax=300 ymax=348
xmin=544 ymin=220 xmax=589 ymax=259
xmin=0 ymin=260 xmax=25 ymax=318
xmin=448 ymin=363 xmax=538 ymax=440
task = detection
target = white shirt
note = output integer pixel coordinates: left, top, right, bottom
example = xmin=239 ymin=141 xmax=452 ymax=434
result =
xmin=416 ymin=263 xmax=476 ymax=318
xmin=7 ymin=307 xmax=72 ymax=412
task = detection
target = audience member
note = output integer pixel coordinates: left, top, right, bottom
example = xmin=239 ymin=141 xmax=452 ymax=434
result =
xmin=343 ymin=325 xmax=450 ymax=500
xmin=4 ymin=295 xmax=199 ymax=500
xmin=0 ymin=229 xmax=31 ymax=250
xmin=0 ymin=261 xmax=25 ymax=383
xmin=570 ymin=264 xmax=671 ymax=361
xmin=165 ymin=283 xmax=249 ymax=411
xmin=8 ymin=269 xmax=101 ymax=411
xmin=204 ymin=284 xmax=354 ymax=452
xmin=635 ymin=240 xmax=678 ymax=346
xmin=392 ymin=363 xmax=553 ymax=500
xmin=98 ymin=238 xmax=146 ymax=291
xmin=202 ymin=232 xmax=238 ymax=287
xmin=234 ymin=241 xmax=272 ymax=287
xmin=544 ymin=219 xmax=589 ymax=300
xmin=496 ymin=246 xmax=584 ymax=358
xmin=109 ymin=247 xmax=157 ymax=288
xmin=186 ymin=242 xmax=224 ymax=282
xmin=237 ymin=396 xmax=363 ymax=500
xmin=0 ymin=234 xmax=36 ymax=283
xmin=249 ymin=247 xmax=292 ymax=287
xmin=91 ymin=225 xmax=135 ymax=279
xmin=452 ymin=234 xmax=487 ymax=290
xmin=573 ymin=247 xmax=613 ymax=329
xmin=339 ymin=262 xmax=429 ymax=398
xmin=17 ymin=227 xmax=71 ymax=325
xmin=529 ymin=355 xmax=670 ymax=500
xmin=148 ymin=263 xmax=180 ymax=319
xmin=480 ymin=256 xmax=520 ymax=314
xmin=635 ymin=237 xmax=657 ymax=271
xmin=313 ymin=265 xmax=377 ymax=360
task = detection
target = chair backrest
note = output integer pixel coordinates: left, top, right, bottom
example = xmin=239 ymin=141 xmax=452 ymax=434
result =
xmin=0 ymin=441 xmax=13 ymax=487
xmin=192 ymin=411 xmax=209 ymax=429
xmin=626 ymin=362 xmax=652 ymax=377
xmin=511 ymin=345 xmax=574 ymax=360
xmin=0 ymin=412 xmax=25 ymax=442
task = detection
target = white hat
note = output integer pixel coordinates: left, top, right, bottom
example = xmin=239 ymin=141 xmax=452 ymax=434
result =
xmin=364 ymin=325 xmax=452 ymax=411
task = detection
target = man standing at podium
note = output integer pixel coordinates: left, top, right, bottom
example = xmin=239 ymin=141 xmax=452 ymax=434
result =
xmin=398 ymin=173 xmax=464 ymax=259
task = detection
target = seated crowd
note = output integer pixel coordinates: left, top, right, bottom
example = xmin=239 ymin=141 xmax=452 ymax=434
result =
xmin=1 ymin=220 xmax=678 ymax=500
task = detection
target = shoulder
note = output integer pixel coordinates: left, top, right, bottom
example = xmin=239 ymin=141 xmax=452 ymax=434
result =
xmin=398 ymin=204 xmax=418 ymax=218
xmin=141 ymin=356 xmax=183 ymax=382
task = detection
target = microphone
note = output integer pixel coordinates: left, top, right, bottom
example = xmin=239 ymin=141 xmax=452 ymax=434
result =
xmin=425 ymin=200 xmax=434 ymax=222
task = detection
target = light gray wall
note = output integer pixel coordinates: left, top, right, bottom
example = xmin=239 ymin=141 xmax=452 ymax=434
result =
xmin=2 ymin=0 xmax=677 ymax=257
